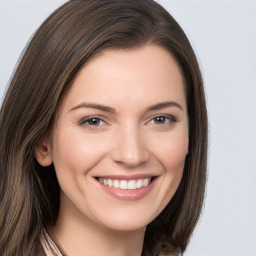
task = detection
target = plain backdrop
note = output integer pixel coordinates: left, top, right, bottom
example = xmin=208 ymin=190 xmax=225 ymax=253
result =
xmin=0 ymin=1 xmax=256 ymax=255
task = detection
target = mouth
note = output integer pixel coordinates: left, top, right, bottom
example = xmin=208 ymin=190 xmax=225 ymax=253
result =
xmin=94 ymin=175 xmax=158 ymax=200
xmin=96 ymin=177 xmax=155 ymax=190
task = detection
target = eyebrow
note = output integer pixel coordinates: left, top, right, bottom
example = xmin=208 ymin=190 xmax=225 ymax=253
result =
xmin=147 ymin=101 xmax=183 ymax=111
xmin=69 ymin=103 xmax=117 ymax=113
xmin=69 ymin=101 xmax=183 ymax=113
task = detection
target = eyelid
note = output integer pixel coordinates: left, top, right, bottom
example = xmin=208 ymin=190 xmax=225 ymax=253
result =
xmin=78 ymin=114 xmax=177 ymax=129
xmin=146 ymin=114 xmax=177 ymax=124
xmin=78 ymin=115 xmax=109 ymax=126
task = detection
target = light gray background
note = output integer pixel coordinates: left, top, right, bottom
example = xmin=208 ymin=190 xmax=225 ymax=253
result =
xmin=0 ymin=1 xmax=255 ymax=255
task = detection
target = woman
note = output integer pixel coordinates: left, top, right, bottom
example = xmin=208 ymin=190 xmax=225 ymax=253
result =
xmin=0 ymin=0 xmax=208 ymax=255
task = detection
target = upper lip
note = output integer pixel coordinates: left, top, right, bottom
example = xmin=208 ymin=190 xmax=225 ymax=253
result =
xmin=94 ymin=174 xmax=158 ymax=180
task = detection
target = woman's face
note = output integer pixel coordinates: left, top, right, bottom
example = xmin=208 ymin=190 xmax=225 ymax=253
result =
xmin=39 ymin=45 xmax=189 ymax=231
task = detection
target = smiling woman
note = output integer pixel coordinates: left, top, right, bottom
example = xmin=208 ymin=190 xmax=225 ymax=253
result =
xmin=0 ymin=1 xmax=207 ymax=256
xmin=35 ymin=45 xmax=189 ymax=237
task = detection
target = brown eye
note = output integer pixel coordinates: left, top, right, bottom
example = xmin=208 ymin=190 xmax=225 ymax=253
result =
xmin=79 ymin=117 xmax=106 ymax=126
xmin=151 ymin=115 xmax=176 ymax=125
xmin=87 ymin=118 xmax=101 ymax=126
xmin=153 ymin=116 xmax=167 ymax=124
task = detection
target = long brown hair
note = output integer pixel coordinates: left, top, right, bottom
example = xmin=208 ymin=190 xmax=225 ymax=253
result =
xmin=0 ymin=1 xmax=208 ymax=255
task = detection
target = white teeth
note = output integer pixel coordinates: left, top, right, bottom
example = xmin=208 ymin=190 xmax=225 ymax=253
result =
xmin=142 ymin=178 xmax=150 ymax=187
xmin=120 ymin=180 xmax=128 ymax=189
xmin=127 ymin=180 xmax=137 ymax=189
xmin=113 ymin=179 xmax=119 ymax=188
xmin=98 ymin=177 xmax=152 ymax=190
xmin=136 ymin=179 xmax=143 ymax=189
xmin=107 ymin=179 xmax=113 ymax=187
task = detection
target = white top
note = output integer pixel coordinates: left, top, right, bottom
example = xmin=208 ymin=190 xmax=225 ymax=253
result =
xmin=41 ymin=229 xmax=63 ymax=256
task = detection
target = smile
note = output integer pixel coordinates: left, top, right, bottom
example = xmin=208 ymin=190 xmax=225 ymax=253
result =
xmin=97 ymin=177 xmax=152 ymax=190
xmin=94 ymin=175 xmax=157 ymax=201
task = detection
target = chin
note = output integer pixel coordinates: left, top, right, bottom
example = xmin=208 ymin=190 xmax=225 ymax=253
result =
xmin=90 ymin=202 xmax=166 ymax=232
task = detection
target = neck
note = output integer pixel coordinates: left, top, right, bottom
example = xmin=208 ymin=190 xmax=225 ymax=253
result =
xmin=48 ymin=194 xmax=145 ymax=256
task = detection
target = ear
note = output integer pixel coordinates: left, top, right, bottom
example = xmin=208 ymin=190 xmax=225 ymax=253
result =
xmin=34 ymin=137 xmax=53 ymax=167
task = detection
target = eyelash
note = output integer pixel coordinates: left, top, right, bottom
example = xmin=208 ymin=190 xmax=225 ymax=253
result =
xmin=79 ymin=116 xmax=107 ymax=127
xmin=148 ymin=115 xmax=177 ymax=125
xmin=79 ymin=114 xmax=177 ymax=129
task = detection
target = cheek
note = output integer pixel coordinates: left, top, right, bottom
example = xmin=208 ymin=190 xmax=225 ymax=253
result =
xmin=51 ymin=129 xmax=109 ymax=175
xmin=163 ymin=130 xmax=188 ymax=184
xmin=150 ymin=127 xmax=189 ymax=169
xmin=152 ymin=128 xmax=188 ymax=204
xmin=164 ymin=139 xmax=188 ymax=170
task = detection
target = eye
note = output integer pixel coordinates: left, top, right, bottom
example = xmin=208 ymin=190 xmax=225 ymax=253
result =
xmin=148 ymin=115 xmax=176 ymax=125
xmin=79 ymin=117 xmax=106 ymax=127
xmin=153 ymin=116 xmax=168 ymax=124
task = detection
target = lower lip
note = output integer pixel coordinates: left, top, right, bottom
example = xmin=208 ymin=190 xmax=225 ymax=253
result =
xmin=95 ymin=178 xmax=157 ymax=201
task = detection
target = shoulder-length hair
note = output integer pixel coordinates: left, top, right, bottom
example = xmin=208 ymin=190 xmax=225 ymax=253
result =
xmin=0 ymin=0 xmax=208 ymax=255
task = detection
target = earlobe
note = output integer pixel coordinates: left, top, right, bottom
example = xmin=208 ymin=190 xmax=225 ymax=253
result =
xmin=34 ymin=138 xmax=53 ymax=167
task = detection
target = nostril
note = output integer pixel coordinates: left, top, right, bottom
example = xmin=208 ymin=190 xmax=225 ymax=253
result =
xmin=112 ymin=152 xmax=149 ymax=168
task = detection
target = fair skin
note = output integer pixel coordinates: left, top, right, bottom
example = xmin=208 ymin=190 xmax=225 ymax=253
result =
xmin=35 ymin=45 xmax=189 ymax=256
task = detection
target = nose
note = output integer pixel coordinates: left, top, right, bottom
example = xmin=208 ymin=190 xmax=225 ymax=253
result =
xmin=111 ymin=124 xmax=149 ymax=168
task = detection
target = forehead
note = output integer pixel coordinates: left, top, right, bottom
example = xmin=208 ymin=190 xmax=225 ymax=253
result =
xmin=62 ymin=45 xmax=186 ymax=112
